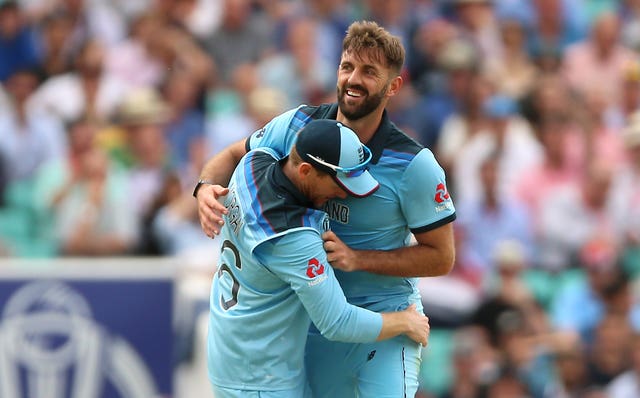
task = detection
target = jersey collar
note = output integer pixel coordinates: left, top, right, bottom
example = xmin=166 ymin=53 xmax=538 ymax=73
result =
xmin=270 ymin=158 xmax=314 ymax=208
xmin=328 ymin=103 xmax=391 ymax=165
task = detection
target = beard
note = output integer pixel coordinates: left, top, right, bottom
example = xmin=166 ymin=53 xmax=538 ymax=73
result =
xmin=337 ymin=83 xmax=387 ymax=121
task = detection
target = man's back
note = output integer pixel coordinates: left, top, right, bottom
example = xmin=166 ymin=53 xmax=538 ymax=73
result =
xmin=208 ymin=148 xmax=325 ymax=390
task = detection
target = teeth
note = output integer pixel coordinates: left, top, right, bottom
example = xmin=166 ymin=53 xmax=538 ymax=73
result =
xmin=347 ymin=90 xmax=362 ymax=97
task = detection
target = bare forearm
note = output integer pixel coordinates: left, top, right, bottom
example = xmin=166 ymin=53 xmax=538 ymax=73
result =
xmin=198 ymin=139 xmax=248 ymax=186
xmin=354 ymin=244 xmax=454 ymax=277
xmin=199 ymin=150 xmax=240 ymax=187
xmin=324 ymin=223 xmax=455 ymax=277
xmin=378 ymin=312 xmax=410 ymax=340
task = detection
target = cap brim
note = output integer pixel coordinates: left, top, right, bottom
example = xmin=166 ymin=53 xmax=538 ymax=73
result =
xmin=334 ymin=170 xmax=380 ymax=198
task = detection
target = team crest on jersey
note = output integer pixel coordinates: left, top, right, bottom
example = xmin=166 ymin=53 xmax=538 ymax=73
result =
xmin=434 ymin=182 xmax=453 ymax=213
xmin=306 ymin=258 xmax=327 ymax=286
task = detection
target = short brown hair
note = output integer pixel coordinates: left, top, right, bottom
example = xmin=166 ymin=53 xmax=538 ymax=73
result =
xmin=342 ymin=21 xmax=405 ymax=74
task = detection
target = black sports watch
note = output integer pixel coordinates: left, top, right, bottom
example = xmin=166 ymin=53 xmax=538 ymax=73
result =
xmin=192 ymin=179 xmax=214 ymax=198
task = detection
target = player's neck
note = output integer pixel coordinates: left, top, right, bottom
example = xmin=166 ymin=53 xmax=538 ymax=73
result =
xmin=336 ymin=108 xmax=384 ymax=145
xmin=282 ymin=160 xmax=302 ymax=190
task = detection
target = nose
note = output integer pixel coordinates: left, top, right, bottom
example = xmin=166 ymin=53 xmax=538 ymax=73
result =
xmin=346 ymin=68 xmax=363 ymax=86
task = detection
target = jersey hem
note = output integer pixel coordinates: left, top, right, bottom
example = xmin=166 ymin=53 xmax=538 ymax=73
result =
xmin=410 ymin=213 xmax=456 ymax=234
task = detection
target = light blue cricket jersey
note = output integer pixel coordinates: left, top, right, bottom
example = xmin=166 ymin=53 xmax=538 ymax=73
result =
xmin=247 ymin=104 xmax=457 ymax=312
xmin=207 ymin=148 xmax=383 ymax=391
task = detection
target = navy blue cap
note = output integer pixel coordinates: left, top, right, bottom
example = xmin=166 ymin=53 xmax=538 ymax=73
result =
xmin=295 ymin=119 xmax=379 ymax=197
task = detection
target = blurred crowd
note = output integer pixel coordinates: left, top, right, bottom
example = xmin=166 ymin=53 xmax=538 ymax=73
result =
xmin=2 ymin=0 xmax=640 ymax=397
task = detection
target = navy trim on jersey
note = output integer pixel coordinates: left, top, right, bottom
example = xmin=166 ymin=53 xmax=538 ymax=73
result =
xmin=378 ymin=149 xmax=416 ymax=170
xmin=244 ymin=151 xmax=276 ymax=235
xmin=251 ymin=156 xmax=316 ymax=235
xmin=364 ymin=112 xmax=393 ymax=164
xmin=298 ymin=103 xmax=423 ymax=166
xmin=410 ymin=213 xmax=457 ymax=234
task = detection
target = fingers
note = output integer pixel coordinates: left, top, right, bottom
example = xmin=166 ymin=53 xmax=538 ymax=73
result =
xmin=213 ymin=185 xmax=230 ymax=198
xmin=322 ymin=230 xmax=337 ymax=241
xmin=197 ymin=185 xmax=229 ymax=238
xmin=323 ymin=240 xmax=335 ymax=253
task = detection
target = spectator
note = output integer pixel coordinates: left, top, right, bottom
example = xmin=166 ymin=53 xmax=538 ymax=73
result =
xmin=113 ymin=88 xmax=179 ymax=255
xmin=105 ymin=11 xmax=166 ymax=89
xmin=550 ymin=238 xmax=631 ymax=342
xmin=0 ymin=68 xmax=66 ymax=184
xmin=484 ymin=16 xmax=539 ymax=100
xmin=457 ymin=154 xmax=535 ymax=272
xmin=611 ymin=112 xmax=640 ymax=276
xmin=411 ymin=36 xmax=480 ymax=149
xmin=442 ymin=325 xmax=502 ymax=398
xmin=562 ymin=11 xmax=636 ymax=109
xmin=486 ymin=368 xmax=532 ymax=398
xmin=160 ymin=69 xmax=206 ymax=181
xmin=205 ymin=85 xmax=288 ymax=159
xmin=607 ymin=332 xmax=640 ymax=397
xmin=452 ymin=94 xmax=543 ymax=203
xmin=587 ymin=313 xmax=633 ymax=387
xmin=150 ymin=172 xmax=220 ymax=268
xmin=614 ymin=59 xmax=640 ymax=129
xmin=282 ymin=0 xmax=354 ymax=71
xmin=36 ymin=11 xmax=75 ymax=79
xmin=27 ymin=38 xmax=130 ymax=124
xmin=435 ymin=70 xmax=493 ymax=180
xmin=542 ymin=338 xmax=594 ymax=398
xmin=537 ymin=160 xmax=621 ymax=270
xmin=576 ymin=86 xmax=627 ymax=167
xmin=406 ymin=17 xmax=460 ymax=95
xmin=515 ymin=114 xmax=584 ymax=265
xmin=620 ymin=0 xmax=640 ymax=51
xmin=204 ymin=0 xmax=273 ymax=82
xmin=527 ymin=0 xmax=589 ymax=57
xmin=257 ymin=16 xmax=334 ymax=108
xmin=0 ymin=1 xmax=40 ymax=82
xmin=451 ymin=0 xmax=502 ymax=68
xmin=159 ymin=0 xmax=222 ymax=41
xmin=25 ymin=0 xmax=127 ymax=49
xmin=32 ymin=116 xmax=137 ymax=256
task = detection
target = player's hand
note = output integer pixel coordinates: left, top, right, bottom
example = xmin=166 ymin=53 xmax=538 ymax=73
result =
xmin=402 ymin=304 xmax=430 ymax=347
xmin=322 ymin=231 xmax=359 ymax=271
xmin=196 ymin=184 xmax=229 ymax=237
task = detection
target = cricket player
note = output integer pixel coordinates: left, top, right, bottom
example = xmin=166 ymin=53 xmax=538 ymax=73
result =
xmin=207 ymin=119 xmax=430 ymax=398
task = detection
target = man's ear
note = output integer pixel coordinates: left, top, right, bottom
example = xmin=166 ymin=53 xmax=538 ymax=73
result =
xmin=386 ymin=75 xmax=403 ymax=98
xmin=299 ymin=162 xmax=313 ymax=179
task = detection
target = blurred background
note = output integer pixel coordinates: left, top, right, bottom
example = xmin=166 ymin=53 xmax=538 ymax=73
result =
xmin=1 ymin=0 xmax=640 ymax=397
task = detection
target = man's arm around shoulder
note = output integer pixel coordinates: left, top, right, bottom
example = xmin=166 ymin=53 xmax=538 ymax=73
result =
xmin=195 ymin=139 xmax=248 ymax=237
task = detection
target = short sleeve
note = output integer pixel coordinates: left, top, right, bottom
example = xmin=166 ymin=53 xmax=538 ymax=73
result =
xmin=400 ymin=149 xmax=456 ymax=234
xmin=246 ymin=107 xmax=303 ymax=157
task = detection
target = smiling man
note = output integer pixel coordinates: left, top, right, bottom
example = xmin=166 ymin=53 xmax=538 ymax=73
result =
xmin=195 ymin=21 xmax=456 ymax=397
xmin=207 ymin=119 xmax=430 ymax=398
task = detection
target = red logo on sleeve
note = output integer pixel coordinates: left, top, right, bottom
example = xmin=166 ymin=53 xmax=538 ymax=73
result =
xmin=434 ymin=183 xmax=450 ymax=203
xmin=306 ymin=258 xmax=325 ymax=278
